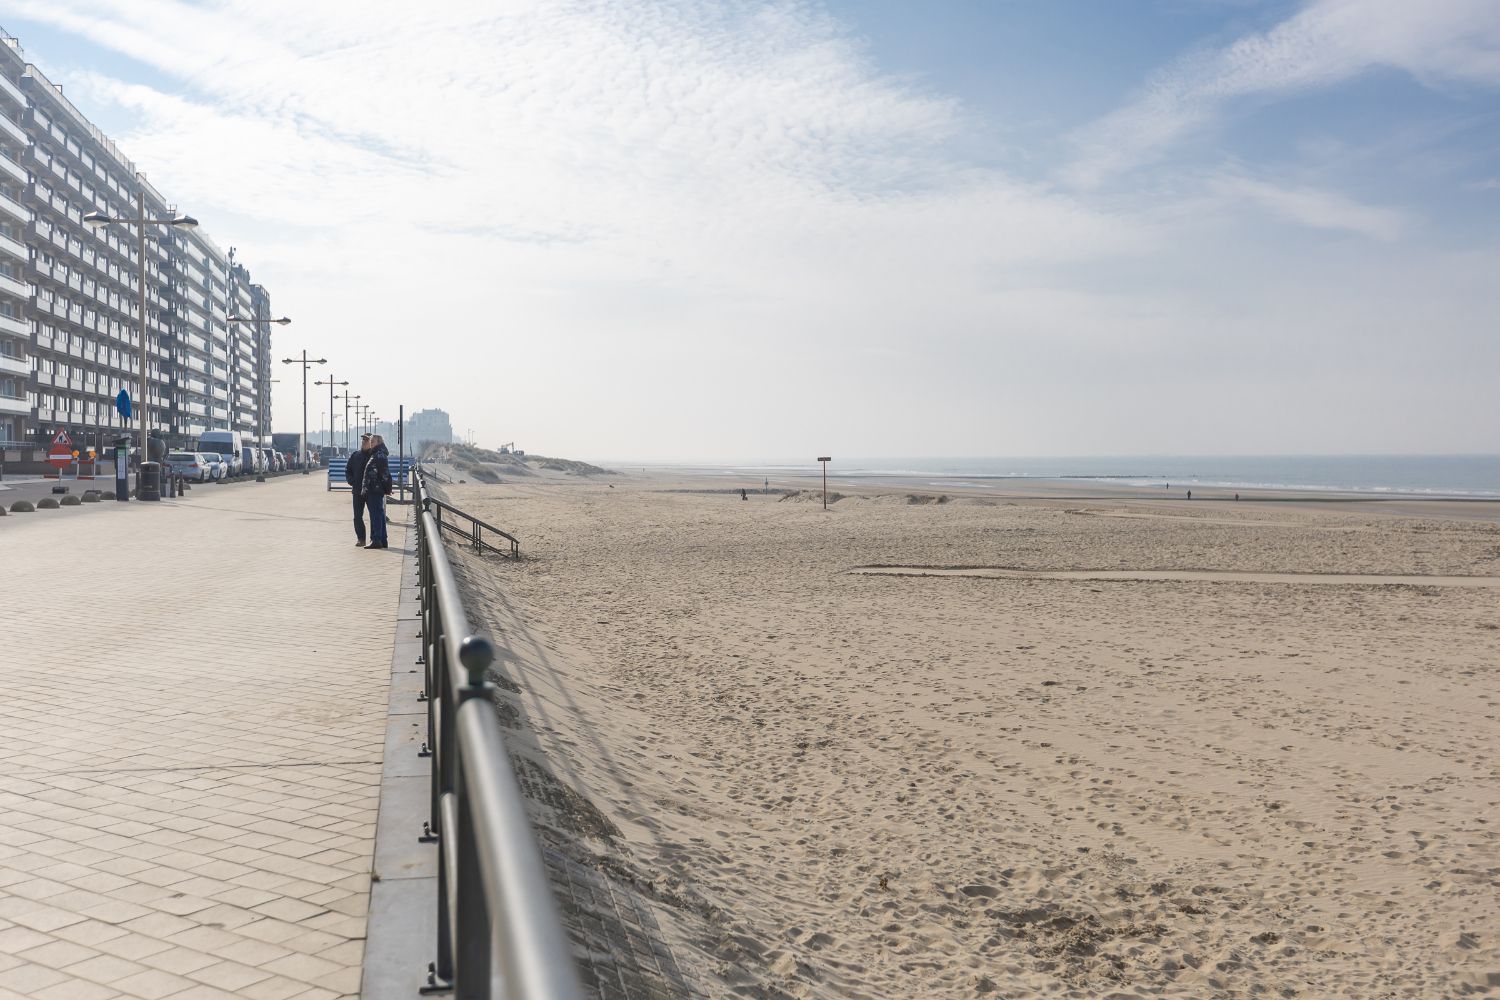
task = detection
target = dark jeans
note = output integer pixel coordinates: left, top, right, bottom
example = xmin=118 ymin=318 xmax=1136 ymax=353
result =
xmin=353 ymin=490 xmax=366 ymax=541
xmin=365 ymin=493 xmax=388 ymax=545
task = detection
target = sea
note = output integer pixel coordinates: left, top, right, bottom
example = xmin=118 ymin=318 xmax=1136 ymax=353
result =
xmin=637 ymin=455 xmax=1500 ymax=499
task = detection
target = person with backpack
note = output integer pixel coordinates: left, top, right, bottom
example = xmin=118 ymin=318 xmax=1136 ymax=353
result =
xmin=361 ymin=433 xmax=394 ymax=549
xmin=345 ymin=434 xmax=372 ymax=546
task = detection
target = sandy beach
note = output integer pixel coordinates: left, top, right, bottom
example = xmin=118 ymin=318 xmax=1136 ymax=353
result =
xmin=435 ymin=465 xmax=1499 ymax=998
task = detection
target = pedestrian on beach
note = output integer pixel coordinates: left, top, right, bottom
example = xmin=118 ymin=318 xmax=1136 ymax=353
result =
xmin=1187 ymin=489 xmax=1192 ymax=500
xmin=741 ymin=488 xmax=747 ymax=501
xmin=361 ymin=434 xmax=394 ymax=549
xmin=346 ymin=434 xmax=372 ymax=545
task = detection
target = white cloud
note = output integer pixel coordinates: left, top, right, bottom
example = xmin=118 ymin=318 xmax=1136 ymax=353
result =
xmin=1208 ymin=175 xmax=1406 ymax=240
xmin=1066 ymin=0 xmax=1500 ymax=187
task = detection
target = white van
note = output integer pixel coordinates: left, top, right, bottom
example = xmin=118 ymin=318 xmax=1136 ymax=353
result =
xmin=198 ymin=430 xmax=244 ymax=476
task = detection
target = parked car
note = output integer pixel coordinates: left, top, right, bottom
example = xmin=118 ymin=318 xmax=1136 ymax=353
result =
xmin=197 ymin=452 xmax=227 ymax=480
xmin=165 ymin=451 xmax=211 ymax=482
xmin=199 ymin=430 xmax=244 ymax=476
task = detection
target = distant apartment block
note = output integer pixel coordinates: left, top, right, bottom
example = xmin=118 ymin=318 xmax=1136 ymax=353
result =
xmin=368 ymin=408 xmax=454 ymax=454
xmin=0 ymin=28 xmax=275 ymax=460
xmin=405 ymin=408 xmax=454 ymax=450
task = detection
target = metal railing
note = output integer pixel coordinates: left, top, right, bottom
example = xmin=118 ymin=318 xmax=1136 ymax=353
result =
xmin=424 ymin=490 xmax=521 ymax=559
xmin=411 ymin=471 xmax=578 ymax=999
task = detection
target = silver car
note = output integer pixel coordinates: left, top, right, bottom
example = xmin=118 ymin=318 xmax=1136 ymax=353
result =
xmin=197 ymin=452 xmax=228 ymax=480
xmin=165 ymin=451 xmax=211 ymax=482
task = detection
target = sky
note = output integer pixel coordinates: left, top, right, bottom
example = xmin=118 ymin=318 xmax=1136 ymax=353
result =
xmin=5 ymin=0 xmax=1499 ymax=460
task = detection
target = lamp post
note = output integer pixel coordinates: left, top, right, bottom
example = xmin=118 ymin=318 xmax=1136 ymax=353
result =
xmin=84 ymin=193 xmax=198 ymax=491
xmin=226 ymin=313 xmax=292 ymax=480
xmin=341 ymin=392 xmax=358 ymax=453
xmin=315 ymin=376 xmax=348 ymax=460
xmin=279 ymin=350 xmax=326 ymax=475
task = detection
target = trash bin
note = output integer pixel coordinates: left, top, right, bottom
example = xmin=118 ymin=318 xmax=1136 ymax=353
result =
xmin=139 ymin=461 xmax=162 ymax=501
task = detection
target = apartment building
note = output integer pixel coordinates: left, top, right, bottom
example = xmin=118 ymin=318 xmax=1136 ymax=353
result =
xmin=0 ymin=28 xmax=274 ymax=463
xmin=407 ymin=408 xmax=454 ymax=450
xmin=0 ymin=48 xmax=29 ymax=446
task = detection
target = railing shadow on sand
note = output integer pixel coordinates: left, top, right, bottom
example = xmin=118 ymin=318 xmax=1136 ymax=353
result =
xmin=410 ymin=470 xmax=577 ymax=998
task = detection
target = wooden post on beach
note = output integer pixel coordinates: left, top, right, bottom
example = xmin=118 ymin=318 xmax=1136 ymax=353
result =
xmin=818 ymin=456 xmax=831 ymax=510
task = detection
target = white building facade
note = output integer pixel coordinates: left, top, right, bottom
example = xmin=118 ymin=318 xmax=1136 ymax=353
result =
xmin=0 ymin=28 xmax=274 ymax=463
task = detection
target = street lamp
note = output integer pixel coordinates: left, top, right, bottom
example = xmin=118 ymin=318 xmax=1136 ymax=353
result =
xmin=84 ymin=196 xmax=198 ymax=492
xmin=227 ymin=314 xmax=293 ymax=480
xmin=280 ymin=350 xmax=326 ymax=475
xmin=334 ymin=386 xmax=354 ymax=452
xmin=315 ymin=376 xmax=348 ymax=461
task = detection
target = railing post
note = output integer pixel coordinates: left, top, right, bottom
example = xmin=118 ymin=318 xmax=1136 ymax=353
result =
xmin=453 ymin=637 xmax=496 ymax=999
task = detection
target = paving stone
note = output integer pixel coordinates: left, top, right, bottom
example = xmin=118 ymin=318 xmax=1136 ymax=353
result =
xmin=0 ymin=481 xmax=407 ymax=997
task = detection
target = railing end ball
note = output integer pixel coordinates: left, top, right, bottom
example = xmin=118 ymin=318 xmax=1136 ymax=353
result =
xmin=459 ymin=634 xmax=494 ymax=683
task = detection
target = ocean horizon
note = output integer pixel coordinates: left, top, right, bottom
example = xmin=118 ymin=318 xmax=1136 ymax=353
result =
xmin=615 ymin=454 xmax=1500 ymax=499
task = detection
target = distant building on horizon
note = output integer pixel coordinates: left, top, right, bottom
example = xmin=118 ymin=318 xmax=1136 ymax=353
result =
xmin=305 ymin=406 xmax=453 ymax=454
xmin=405 ymin=408 xmax=453 ymax=451
xmin=361 ymin=407 xmax=453 ymax=455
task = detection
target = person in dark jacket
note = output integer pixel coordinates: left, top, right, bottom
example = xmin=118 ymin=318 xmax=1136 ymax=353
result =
xmin=361 ymin=434 xmax=393 ymax=549
xmin=345 ymin=435 xmax=372 ymax=545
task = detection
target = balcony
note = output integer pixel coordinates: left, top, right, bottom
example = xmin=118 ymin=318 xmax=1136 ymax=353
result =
xmin=0 ymin=393 xmax=30 ymax=416
xmin=0 ymin=190 xmax=29 ymax=224
xmin=0 ymin=151 xmax=26 ymax=185
xmin=0 ymin=74 xmax=25 ymax=108
xmin=0 ymin=271 xmax=27 ymax=298
xmin=0 ymin=113 xmax=24 ymax=145
xmin=0 ymin=229 xmax=24 ymax=261
xmin=0 ymin=313 xmax=27 ymax=337
xmin=0 ymin=353 xmax=28 ymax=375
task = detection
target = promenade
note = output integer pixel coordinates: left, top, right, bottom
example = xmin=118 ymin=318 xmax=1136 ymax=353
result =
xmin=0 ymin=476 xmax=405 ymax=1000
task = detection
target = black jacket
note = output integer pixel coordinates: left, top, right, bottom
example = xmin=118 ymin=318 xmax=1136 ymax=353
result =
xmin=345 ymin=448 xmax=370 ymax=490
xmin=361 ymin=444 xmax=391 ymax=499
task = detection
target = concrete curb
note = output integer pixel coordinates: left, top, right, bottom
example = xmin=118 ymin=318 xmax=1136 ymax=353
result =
xmin=362 ymin=507 xmax=440 ymax=999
